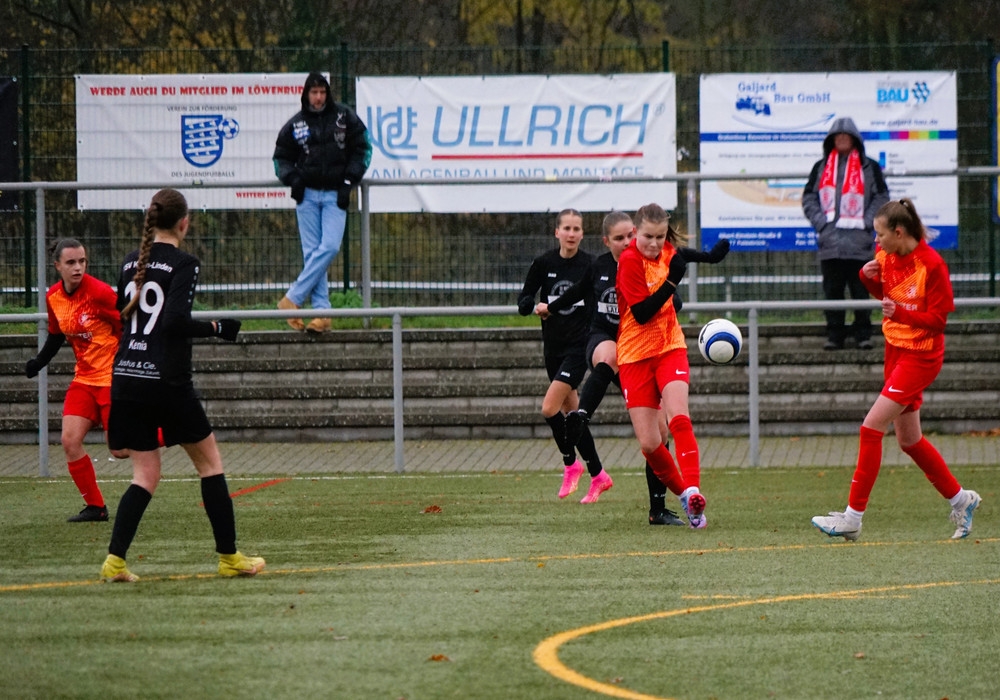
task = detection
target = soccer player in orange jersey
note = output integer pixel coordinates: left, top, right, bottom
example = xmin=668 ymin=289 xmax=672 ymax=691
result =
xmin=616 ymin=203 xmax=707 ymax=528
xmin=25 ymin=239 xmax=123 ymax=522
xmin=812 ymin=198 xmax=981 ymax=541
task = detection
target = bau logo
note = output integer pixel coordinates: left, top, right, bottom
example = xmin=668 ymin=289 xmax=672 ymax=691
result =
xmin=181 ymin=115 xmax=240 ymax=167
xmin=876 ymin=81 xmax=931 ymax=106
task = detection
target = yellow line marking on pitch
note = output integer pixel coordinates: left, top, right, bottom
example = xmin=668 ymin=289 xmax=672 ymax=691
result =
xmin=2 ymin=537 xmax=997 ymax=593
xmin=533 ymin=578 xmax=1000 ymax=700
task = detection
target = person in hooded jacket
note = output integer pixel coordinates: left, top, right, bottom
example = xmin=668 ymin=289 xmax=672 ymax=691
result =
xmin=274 ymin=72 xmax=372 ymax=334
xmin=802 ymin=116 xmax=890 ymax=350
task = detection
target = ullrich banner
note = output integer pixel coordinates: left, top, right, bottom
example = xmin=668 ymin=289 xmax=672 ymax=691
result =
xmin=75 ymin=73 xmax=313 ymax=210
xmin=0 ymin=77 xmax=18 ymax=211
xmin=356 ymin=74 xmax=678 ymax=213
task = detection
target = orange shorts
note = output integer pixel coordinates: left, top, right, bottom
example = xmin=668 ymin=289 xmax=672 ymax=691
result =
xmin=881 ymin=343 xmax=943 ymax=413
xmin=619 ymin=348 xmax=689 ymax=410
xmin=63 ymin=381 xmax=111 ymax=429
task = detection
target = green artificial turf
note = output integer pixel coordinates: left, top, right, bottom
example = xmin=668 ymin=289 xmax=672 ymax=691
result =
xmin=1 ymin=464 xmax=997 ymax=699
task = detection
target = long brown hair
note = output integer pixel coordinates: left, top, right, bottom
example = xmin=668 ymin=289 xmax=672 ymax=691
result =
xmin=634 ymin=203 xmax=686 ymax=246
xmin=120 ymin=188 xmax=188 ymax=322
xmin=49 ymin=238 xmax=84 ymax=263
xmin=876 ymin=198 xmax=927 ymax=242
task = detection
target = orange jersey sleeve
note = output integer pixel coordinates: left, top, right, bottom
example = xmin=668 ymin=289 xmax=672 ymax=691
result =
xmin=46 ymin=274 xmax=121 ymax=386
xmin=875 ymin=240 xmax=953 ymax=352
xmin=616 ymin=242 xmax=686 ymax=365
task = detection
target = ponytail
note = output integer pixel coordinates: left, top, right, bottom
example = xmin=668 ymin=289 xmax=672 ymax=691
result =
xmin=121 ymin=188 xmax=188 ymax=322
xmin=876 ymin=198 xmax=926 ymax=242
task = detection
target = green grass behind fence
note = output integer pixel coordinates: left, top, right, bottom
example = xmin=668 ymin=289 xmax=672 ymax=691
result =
xmin=1 ymin=463 xmax=997 ymax=699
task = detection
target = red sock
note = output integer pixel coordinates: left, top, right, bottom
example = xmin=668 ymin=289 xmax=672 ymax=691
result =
xmin=67 ymin=454 xmax=104 ymax=507
xmin=642 ymin=444 xmax=685 ymax=496
xmin=902 ymin=437 xmax=961 ymax=499
xmin=668 ymin=415 xmax=700 ymax=489
xmin=847 ymin=426 xmax=883 ymax=512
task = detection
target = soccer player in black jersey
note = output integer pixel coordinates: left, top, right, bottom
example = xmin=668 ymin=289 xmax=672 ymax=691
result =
xmin=100 ymin=188 xmax=265 ymax=582
xmin=517 ymin=209 xmax=609 ymax=501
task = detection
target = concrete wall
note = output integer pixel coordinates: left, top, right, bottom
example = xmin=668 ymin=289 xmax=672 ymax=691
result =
xmin=2 ymin=321 xmax=998 ymax=444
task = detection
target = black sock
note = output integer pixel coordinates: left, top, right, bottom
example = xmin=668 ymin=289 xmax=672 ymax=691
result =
xmin=579 ymin=362 xmax=615 ymax=416
xmin=575 ymin=424 xmax=603 ymax=477
xmin=646 ymin=462 xmax=667 ymax=512
xmin=544 ymin=413 xmax=575 ymax=465
xmin=201 ymin=474 xmax=237 ymax=555
xmin=108 ymin=484 xmax=153 ymax=559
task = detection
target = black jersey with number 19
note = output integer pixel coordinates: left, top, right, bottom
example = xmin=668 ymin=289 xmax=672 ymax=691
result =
xmin=111 ymin=242 xmax=216 ymax=398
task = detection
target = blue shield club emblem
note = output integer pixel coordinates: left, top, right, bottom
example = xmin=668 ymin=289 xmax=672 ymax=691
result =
xmin=181 ymin=114 xmax=226 ymax=167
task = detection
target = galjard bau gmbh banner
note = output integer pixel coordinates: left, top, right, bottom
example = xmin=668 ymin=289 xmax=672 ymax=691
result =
xmin=356 ymin=74 xmax=677 ymax=213
xmin=76 ymin=73 xmax=313 ymax=210
xmin=700 ymin=71 xmax=957 ymax=251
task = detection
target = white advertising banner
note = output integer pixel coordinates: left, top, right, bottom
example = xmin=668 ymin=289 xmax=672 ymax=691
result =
xmin=356 ymin=74 xmax=677 ymax=213
xmin=699 ymin=72 xmax=958 ymax=250
xmin=76 ymin=73 xmax=312 ymax=210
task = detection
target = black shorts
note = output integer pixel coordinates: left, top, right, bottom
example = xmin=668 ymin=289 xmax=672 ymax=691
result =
xmin=544 ymin=352 xmax=587 ymax=389
xmin=585 ymin=331 xmax=616 ymax=369
xmin=108 ymin=386 xmax=212 ymax=451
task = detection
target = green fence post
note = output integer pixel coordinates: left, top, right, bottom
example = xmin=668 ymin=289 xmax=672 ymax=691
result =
xmin=662 ymin=39 xmax=669 ymax=72
xmin=20 ymin=44 xmax=31 ymax=308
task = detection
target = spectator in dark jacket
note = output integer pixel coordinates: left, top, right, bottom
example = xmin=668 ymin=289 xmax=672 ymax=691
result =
xmin=802 ymin=116 xmax=890 ymax=350
xmin=274 ymin=72 xmax=371 ymax=334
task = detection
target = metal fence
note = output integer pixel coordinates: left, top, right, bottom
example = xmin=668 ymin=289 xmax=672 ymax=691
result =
xmin=1 ymin=42 xmax=996 ymax=308
xmin=5 ymin=296 xmax=1000 ymax=475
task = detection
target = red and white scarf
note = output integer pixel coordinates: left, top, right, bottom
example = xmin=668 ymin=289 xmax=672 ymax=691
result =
xmin=818 ymin=149 xmax=865 ymax=229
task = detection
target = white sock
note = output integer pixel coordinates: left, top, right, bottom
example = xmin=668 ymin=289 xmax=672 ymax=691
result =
xmin=681 ymin=486 xmax=700 ymax=499
xmin=948 ymin=489 xmax=965 ymax=507
xmin=845 ymin=506 xmax=864 ymax=522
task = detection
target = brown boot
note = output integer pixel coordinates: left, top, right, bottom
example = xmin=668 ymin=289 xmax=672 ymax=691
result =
xmin=305 ymin=317 xmax=331 ymax=335
xmin=277 ymin=296 xmax=305 ymax=332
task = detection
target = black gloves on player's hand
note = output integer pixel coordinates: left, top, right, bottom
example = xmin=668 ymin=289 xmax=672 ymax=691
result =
xmin=215 ymin=319 xmax=241 ymax=342
xmin=707 ymin=238 xmax=731 ymax=264
xmin=667 ymin=253 xmax=687 ymax=287
xmin=337 ymin=180 xmax=352 ymax=210
xmin=25 ymin=358 xmax=42 ymax=378
xmin=517 ymin=297 xmax=534 ymax=316
xmin=290 ymin=185 xmax=305 ymax=205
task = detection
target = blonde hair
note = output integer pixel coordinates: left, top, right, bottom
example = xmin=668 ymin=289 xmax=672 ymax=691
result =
xmin=120 ymin=188 xmax=188 ymax=322
xmin=601 ymin=210 xmax=632 ymax=238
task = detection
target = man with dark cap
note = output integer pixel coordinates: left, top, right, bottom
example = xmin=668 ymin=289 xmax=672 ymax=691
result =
xmin=802 ymin=117 xmax=889 ymax=350
xmin=274 ymin=72 xmax=371 ymax=334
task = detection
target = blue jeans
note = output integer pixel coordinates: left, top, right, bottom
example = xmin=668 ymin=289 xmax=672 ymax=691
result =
xmin=286 ymin=188 xmax=347 ymax=310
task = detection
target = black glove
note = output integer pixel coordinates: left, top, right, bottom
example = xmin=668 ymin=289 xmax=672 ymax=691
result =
xmin=707 ymin=238 xmax=731 ymax=263
xmin=337 ymin=180 xmax=352 ymax=210
xmin=667 ymin=253 xmax=687 ymax=287
xmin=287 ymin=171 xmax=305 ymax=204
xmin=25 ymin=357 xmax=42 ymax=378
xmin=215 ymin=319 xmax=241 ymax=342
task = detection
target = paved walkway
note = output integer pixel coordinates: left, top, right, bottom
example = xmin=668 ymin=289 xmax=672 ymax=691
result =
xmin=2 ymin=434 xmax=997 ymax=478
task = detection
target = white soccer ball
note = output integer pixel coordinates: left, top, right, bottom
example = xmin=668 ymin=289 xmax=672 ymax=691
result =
xmin=697 ymin=318 xmax=743 ymax=365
